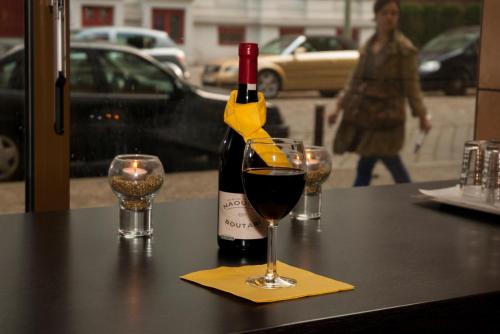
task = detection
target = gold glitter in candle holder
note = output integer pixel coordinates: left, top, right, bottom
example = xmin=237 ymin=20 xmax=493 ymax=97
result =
xmin=110 ymin=175 xmax=163 ymax=198
xmin=305 ymin=164 xmax=331 ymax=195
xmin=120 ymin=198 xmax=152 ymax=211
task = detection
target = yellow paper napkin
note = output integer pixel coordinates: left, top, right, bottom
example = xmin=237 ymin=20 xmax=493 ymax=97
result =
xmin=180 ymin=261 xmax=354 ymax=303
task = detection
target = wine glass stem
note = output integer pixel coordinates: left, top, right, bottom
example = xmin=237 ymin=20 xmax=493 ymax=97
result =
xmin=266 ymin=220 xmax=278 ymax=281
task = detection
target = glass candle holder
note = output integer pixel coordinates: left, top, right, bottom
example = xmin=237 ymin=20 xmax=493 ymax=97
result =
xmin=482 ymin=141 xmax=500 ymax=205
xmin=109 ymin=154 xmax=164 ymax=238
xmin=460 ymin=140 xmax=488 ymax=199
xmin=290 ymin=146 xmax=332 ymax=220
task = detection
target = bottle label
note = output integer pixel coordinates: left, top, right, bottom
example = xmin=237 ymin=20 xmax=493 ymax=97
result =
xmin=218 ymin=191 xmax=267 ymax=240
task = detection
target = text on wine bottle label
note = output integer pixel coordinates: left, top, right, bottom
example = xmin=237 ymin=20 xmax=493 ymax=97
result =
xmin=218 ymin=191 xmax=267 ymax=240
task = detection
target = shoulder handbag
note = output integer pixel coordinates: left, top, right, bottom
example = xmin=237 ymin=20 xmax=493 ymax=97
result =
xmin=340 ymin=49 xmax=406 ymax=130
xmin=339 ymin=86 xmax=363 ymax=126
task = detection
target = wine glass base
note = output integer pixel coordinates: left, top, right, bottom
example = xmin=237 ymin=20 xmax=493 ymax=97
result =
xmin=246 ymin=275 xmax=297 ymax=289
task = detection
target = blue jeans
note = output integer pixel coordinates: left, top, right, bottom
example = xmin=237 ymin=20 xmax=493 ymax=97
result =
xmin=353 ymin=155 xmax=411 ymax=187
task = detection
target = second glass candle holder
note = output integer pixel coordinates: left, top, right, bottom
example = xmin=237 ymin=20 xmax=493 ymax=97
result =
xmin=290 ymin=146 xmax=331 ymax=220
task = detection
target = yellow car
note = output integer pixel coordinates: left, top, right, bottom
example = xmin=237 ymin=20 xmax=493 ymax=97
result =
xmin=202 ymin=34 xmax=359 ymax=98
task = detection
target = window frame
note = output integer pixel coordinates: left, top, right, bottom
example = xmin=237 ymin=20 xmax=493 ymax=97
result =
xmin=25 ymin=0 xmax=71 ymax=212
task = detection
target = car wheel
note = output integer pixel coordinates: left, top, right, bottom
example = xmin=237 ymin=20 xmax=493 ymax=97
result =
xmin=258 ymin=70 xmax=281 ymax=99
xmin=0 ymin=132 xmax=21 ymax=181
xmin=444 ymin=72 xmax=468 ymax=96
xmin=319 ymin=90 xmax=339 ymax=98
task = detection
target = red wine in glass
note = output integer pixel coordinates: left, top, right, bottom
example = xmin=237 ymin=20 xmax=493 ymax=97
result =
xmin=242 ymin=167 xmax=306 ymax=221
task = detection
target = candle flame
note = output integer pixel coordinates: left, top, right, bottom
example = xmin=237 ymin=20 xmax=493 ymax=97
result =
xmin=132 ymin=160 xmax=138 ymax=170
xmin=306 ymin=153 xmax=312 ymax=161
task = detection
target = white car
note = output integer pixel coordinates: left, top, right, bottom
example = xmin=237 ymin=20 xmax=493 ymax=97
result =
xmin=72 ymin=26 xmax=189 ymax=79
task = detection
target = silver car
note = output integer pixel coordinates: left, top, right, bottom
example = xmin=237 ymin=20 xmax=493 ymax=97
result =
xmin=72 ymin=26 xmax=189 ymax=79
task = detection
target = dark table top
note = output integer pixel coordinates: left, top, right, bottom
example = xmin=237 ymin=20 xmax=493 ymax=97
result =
xmin=1 ymin=181 xmax=499 ymax=334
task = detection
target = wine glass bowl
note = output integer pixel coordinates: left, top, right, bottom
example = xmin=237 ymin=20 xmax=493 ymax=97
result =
xmin=241 ymin=138 xmax=306 ymax=288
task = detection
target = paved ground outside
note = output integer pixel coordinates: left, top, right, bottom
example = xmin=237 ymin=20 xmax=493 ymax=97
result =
xmin=0 ymin=66 xmax=475 ymax=214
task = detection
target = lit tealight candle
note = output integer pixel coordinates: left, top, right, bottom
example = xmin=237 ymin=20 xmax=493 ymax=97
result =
xmin=122 ymin=160 xmax=147 ymax=180
xmin=306 ymin=153 xmax=320 ymax=171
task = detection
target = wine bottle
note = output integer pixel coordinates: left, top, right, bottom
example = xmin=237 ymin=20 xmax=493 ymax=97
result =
xmin=217 ymin=42 xmax=267 ymax=254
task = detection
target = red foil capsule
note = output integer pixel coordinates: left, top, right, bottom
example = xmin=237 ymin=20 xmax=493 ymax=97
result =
xmin=238 ymin=43 xmax=258 ymax=85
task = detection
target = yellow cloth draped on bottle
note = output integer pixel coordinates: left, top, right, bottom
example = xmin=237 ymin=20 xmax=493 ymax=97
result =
xmin=224 ymin=90 xmax=290 ymax=167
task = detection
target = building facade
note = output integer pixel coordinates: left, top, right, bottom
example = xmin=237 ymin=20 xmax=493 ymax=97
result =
xmin=0 ymin=1 xmax=482 ymax=63
xmin=69 ymin=0 xmax=376 ymax=64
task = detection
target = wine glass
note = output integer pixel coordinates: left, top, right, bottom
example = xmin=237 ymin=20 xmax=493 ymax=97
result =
xmin=241 ymin=138 xmax=306 ymax=288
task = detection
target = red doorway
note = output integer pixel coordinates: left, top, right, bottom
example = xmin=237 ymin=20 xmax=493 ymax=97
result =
xmin=81 ymin=6 xmax=114 ymax=27
xmin=152 ymin=9 xmax=185 ymax=44
xmin=336 ymin=27 xmax=360 ymax=43
xmin=0 ymin=0 xmax=23 ymax=37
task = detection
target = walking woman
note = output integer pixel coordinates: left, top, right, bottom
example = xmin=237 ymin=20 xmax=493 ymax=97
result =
xmin=328 ymin=0 xmax=432 ymax=186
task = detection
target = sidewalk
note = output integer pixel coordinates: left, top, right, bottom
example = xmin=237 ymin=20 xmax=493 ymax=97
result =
xmin=273 ymin=90 xmax=475 ymax=184
xmin=0 ymin=156 xmax=466 ymax=215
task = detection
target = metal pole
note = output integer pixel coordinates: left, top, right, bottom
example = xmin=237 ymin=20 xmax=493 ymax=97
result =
xmin=344 ymin=0 xmax=352 ymax=39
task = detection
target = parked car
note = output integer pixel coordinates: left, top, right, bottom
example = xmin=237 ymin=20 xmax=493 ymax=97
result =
xmin=72 ymin=26 xmax=190 ymax=79
xmin=418 ymin=26 xmax=480 ymax=96
xmin=202 ymin=34 xmax=359 ymax=98
xmin=0 ymin=43 xmax=288 ymax=181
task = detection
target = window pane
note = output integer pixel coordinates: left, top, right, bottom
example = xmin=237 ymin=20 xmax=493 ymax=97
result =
xmin=218 ymin=26 xmax=245 ymax=45
xmin=0 ymin=1 xmax=24 ymax=214
xmin=98 ymin=50 xmax=174 ymax=94
xmin=82 ymin=6 xmax=113 ymax=27
xmin=116 ymin=33 xmax=146 ymax=49
xmin=92 ymin=32 xmax=109 ymax=41
xmin=169 ymin=16 xmax=181 ymax=42
xmin=70 ymin=50 xmax=95 ymax=92
xmin=69 ymin=0 xmax=480 ymax=210
xmin=279 ymin=27 xmax=304 ymax=36
xmin=151 ymin=9 xmax=185 ymax=44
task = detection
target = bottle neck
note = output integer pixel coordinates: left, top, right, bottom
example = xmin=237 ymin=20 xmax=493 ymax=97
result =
xmin=237 ymin=54 xmax=258 ymax=104
xmin=236 ymin=83 xmax=258 ymax=104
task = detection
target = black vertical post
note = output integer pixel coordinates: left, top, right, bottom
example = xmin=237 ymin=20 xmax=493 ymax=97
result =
xmin=314 ymin=104 xmax=325 ymax=146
